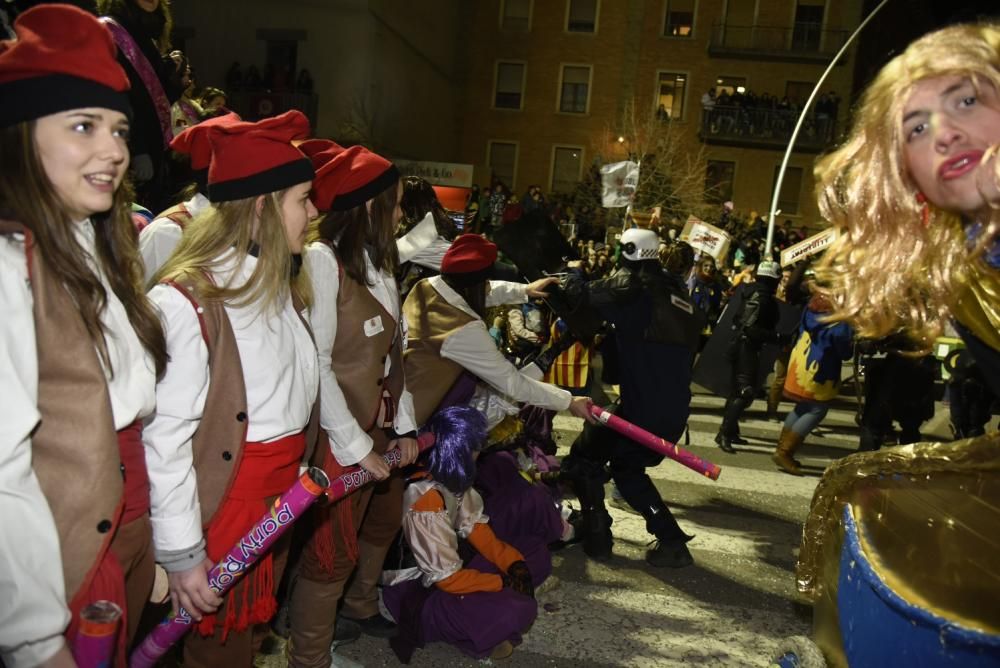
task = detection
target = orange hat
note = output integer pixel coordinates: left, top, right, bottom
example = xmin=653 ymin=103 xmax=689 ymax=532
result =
xmin=206 ymin=110 xmax=314 ymax=202
xmin=441 ymin=234 xmax=498 ymax=274
xmin=0 ymin=4 xmax=131 ymax=127
xmin=311 ymin=145 xmax=399 ymax=213
xmin=169 ymin=112 xmax=243 ymax=171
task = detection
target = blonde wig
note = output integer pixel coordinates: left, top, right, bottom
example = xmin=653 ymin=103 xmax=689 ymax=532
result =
xmin=814 ymin=22 xmax=1000 ymax=349
xmin=153 ymin=189 xmax=311 ymax=312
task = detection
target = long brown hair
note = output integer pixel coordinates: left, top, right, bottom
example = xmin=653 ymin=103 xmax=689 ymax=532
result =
xmin=312 ymin=179 xmax=400 ymax=286
xmin=153 ymin=190 xmax=312 ymax=312
xmin=0 ymin=122 xmax=167 ymax=377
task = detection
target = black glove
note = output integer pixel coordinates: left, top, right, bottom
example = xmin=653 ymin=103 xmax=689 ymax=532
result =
xmin=505 ymin=560 xmax=534 ymax=598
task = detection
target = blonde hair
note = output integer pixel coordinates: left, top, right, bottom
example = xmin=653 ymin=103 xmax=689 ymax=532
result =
xmin=814 ymin=22 xmax=1000 ymax=349
xmin=153 ymin=190 xmax=311 ymax=311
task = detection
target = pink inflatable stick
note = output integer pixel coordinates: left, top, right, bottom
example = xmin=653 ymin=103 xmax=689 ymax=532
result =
xmin=71 ymin=601 xmax=122 ymax=668
xmin=130 ymin=435 xmax=437 ymax=668
xmin=590 ymin=405 xmax=722 ymax=481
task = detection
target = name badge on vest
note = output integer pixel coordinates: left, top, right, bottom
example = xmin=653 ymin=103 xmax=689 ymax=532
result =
xmin=364 ymin=315 xmax=385 ymax=337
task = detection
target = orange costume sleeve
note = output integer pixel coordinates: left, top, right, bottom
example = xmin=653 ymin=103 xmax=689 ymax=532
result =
xmin=409 ymin=489 xmax=522 ymax=595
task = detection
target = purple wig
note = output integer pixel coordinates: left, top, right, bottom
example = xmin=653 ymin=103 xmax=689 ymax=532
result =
xmin=422 ymin=405 xmax=488 ymax=495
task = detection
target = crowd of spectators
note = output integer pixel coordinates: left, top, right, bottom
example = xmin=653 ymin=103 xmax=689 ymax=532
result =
xmin=698 ymin=86 xmax=841 ymax=143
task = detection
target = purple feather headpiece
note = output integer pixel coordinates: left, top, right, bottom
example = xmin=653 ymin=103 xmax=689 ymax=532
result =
xmin=422 ymin=406 xmax=487 ymax=495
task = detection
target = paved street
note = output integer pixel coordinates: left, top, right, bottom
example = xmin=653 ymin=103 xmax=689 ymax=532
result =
xmin=259 ymin=385 xmax=960 ymax=668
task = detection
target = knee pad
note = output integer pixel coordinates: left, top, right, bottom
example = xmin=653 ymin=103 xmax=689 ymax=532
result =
xmin=738 ymin=384 xmax=756 ymax=402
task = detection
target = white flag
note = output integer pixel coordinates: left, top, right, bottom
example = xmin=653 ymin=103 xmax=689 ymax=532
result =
xmin=600 ymin=160 xmax=639 ymax=208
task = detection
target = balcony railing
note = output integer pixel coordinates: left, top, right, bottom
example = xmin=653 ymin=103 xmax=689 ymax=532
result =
xmin=698 ymin=106 xmax=836 ymax=153
xmin=708 ymin=22 xmax=849 ymax=61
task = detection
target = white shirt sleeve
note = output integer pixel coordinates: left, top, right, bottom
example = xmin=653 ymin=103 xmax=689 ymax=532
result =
xmin=0 ymin=241 xmax=70 ymax=668
xmin=138 ymin=218 xmax=184 ymax=285
xmin=143 ymin=283 xmax=210 ymax=558
xmin=485 ymin=280 xmax=527 ymax=308
xmin=304 ymin=245 xmax=374 ymax=466
xmin=440 ymin=320 xmax=571 ymax=412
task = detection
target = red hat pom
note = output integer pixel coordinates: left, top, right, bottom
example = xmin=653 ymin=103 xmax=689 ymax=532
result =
xmin=441 ymin=234 xmax=498 ymax=274
xmin=207 ymin=110 xmax=315 ymax=202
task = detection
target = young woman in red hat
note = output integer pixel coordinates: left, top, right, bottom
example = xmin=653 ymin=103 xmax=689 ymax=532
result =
xmin=0 ymin=6 xmax=166 ymax=667
xmin=143 ymin=109 xmax=319 ymax=666
xmin=284 ymin=143 xmax=421 ymax=666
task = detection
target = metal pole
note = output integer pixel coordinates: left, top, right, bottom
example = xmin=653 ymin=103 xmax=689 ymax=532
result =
xmin=766 ymin=0 xmax=893 ymax=257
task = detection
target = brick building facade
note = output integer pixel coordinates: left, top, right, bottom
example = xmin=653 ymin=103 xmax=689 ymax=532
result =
xmin=457 ymin=0 xmax=864 ymax=226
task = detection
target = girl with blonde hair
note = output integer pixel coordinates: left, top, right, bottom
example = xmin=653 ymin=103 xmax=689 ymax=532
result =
xmin=814 ymin=22 xmax=1000 ymax=394
xmin=143 ymin=110 xmax=319 ymax=667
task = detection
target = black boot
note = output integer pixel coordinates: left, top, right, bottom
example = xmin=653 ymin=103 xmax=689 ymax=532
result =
xmin=646 ymin=534 xmax=694 ymax=568
xmin=714 ymin=431 xmax=736 ymax=454
xmin=581 ymin=509 xmax=613 ymax=561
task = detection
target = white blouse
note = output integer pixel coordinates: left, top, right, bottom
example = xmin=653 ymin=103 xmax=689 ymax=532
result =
xmin=143 ymin=251 xmax=319 ymax=560
xmin=138 ymin=192 xmax=211 ymax=283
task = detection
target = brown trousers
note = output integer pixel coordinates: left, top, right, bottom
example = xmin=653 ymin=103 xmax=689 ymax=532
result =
xmin=287 ymin=431 xmax=405 ymax=668
xmin=110 ymin=514 xmax=155 ymax=649
xmin=181 ymin=523 xmax=292 ymax=667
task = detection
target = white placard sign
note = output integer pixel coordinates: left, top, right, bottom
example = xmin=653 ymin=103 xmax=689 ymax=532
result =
xmin=780 ymin=228 xmax=838 ymax=267
xmin=392 ymin=159 xmax=474 ymax=188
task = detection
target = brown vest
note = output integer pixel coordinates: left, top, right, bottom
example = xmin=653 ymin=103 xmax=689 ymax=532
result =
xmin=402 ymin=278 xmax=477 ymax=426
xmin=319 ymin=243 xmax=405 ymax=442
xmin=167 ymin=279 xmax=319 ymax=525
xmin=0 ymin=220 xmax=122 ymax=603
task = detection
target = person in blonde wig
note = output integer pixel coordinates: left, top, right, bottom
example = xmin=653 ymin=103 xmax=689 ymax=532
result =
xmin=814 ymin=21 xmax=1000 ymax=396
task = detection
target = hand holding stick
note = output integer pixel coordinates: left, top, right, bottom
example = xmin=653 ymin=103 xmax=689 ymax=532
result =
xmin=590 ymin=405 xmax=722 ymax=481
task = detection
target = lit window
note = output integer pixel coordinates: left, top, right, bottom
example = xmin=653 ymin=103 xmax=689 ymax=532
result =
xmin=772 ymin=166 xmax=803 ymax=215
xmin=552 ymin=146 xmax=583 ymax=193
xmin=495 ymin=62 xmax=525 ymax=109
xmin=567 ymin=0 xmax=598 ymax=33
xmin=713 ymin=76 xmax=746 ymax=97
xmin=489 ymin=141 xmax=518 ymax=190
xmin=657 ymin=72 xmax=687 ymax=120
xmin=501 ymin=0 xmax=531 ymax=32
xmin=560 ymin=65 xmax=591 ymax=114
xmin=664 ymin=0 xmax=694 ymax=37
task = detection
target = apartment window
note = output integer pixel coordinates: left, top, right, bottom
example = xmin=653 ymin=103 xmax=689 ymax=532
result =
xmin=501 ymin=0 xmax=532 ymax=32
xmin=793 ymin=0 xmax=825 ymax=51
xmin=567 ymin=0 xmax=598 ymax=33
xmin=488 ymin=141 xmax=518 ymax=190
xmin=714 ymin=76 xmax=746 ymax=97
xmin=656 ymin=72 xmax=687 ymax=120
xmin=559 ymin=65 xmax=591 ymax=114
xmin=663 ymin=0 xmax=695 ymax=37
xmin=551 ymin=146 xmax=583 ymax=193
xmin=494 ymin=62 xmax=525 ymax=109
xmin=705 ymin=160 xmax=735 ymax=204
xmin=772 ymin=166 xmax=803 ymax=215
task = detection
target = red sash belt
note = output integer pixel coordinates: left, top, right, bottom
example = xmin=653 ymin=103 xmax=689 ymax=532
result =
xmin=197 ymin=432 xmax=305 ymax=640
xmin=118 ymin=421 xmax=150 ymax=523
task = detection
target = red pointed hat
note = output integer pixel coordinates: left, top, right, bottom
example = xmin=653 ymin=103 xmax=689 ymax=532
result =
xmin=207 ymin=110 xmax=315 ymax=202
xmin=312 ymin=145 xmax=400 ymax=213
xmin=0 ymin=4 xmax=131 ymax=127
xmin=441 ymin=234 xmax=498 ymax=274
xmin=169 ymin=112 xmax=243 ymax=171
